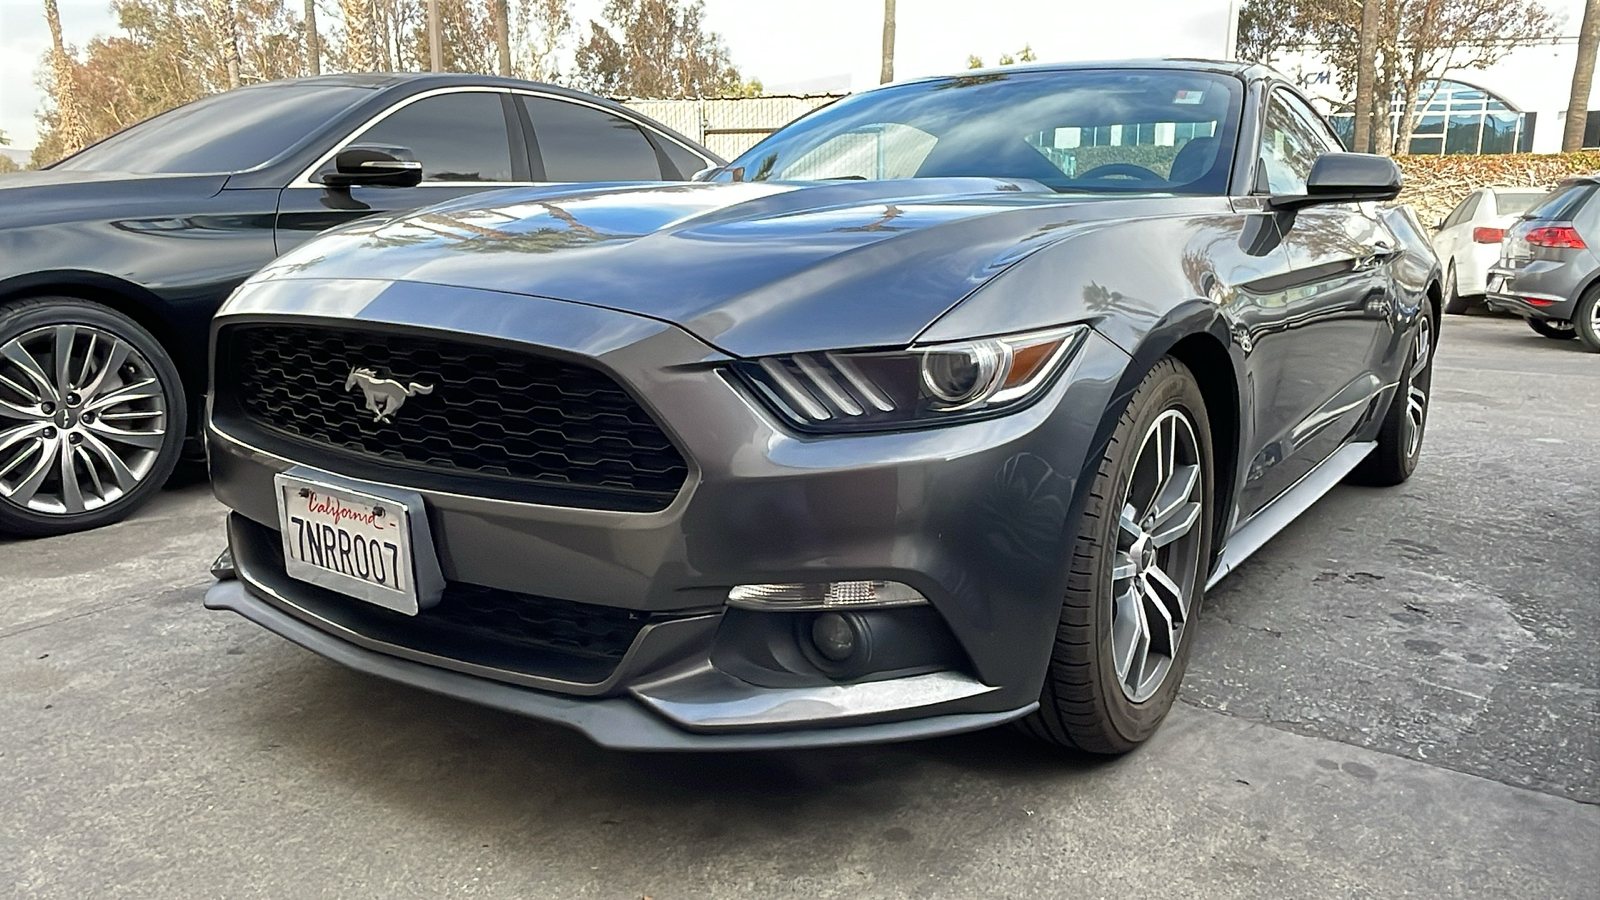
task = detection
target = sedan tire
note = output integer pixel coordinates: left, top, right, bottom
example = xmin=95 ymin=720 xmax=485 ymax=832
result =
xmin=1442 ymin=263 xmax=1473 ymax=315
xmin=1528 ymin=317 xmax=1579 ymax=340
xmin=1021 ymin=357 xmax=1213 ymax=755
xmin=0 ymin=297 xmax=186 ymax=537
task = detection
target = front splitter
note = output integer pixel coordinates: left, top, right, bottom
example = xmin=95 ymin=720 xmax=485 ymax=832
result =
xmin=204 ymin=579 xmax=1037 ymax=752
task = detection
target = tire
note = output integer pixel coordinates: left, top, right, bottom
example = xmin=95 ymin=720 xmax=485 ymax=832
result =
xmin=1528 ymin=317 xmax=1578 ymax=340
xmin=0 ymin=297 xmax=186 ymax=537
xmin=1573 ymin=287 xmax=1600 ymax=352
xmin=1019 ymin=357 xmax=1214 ymax=754
xmin=1349 ymin=299 xmax=1434 ymax=487
xmin=1442 ymin=263 xmax=1472 ymax=315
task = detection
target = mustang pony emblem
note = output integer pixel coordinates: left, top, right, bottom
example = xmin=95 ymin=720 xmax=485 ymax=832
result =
xmin=344 ymin=367 xmax=434 ymax=423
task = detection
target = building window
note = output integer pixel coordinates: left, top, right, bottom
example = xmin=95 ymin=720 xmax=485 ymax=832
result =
xmin=1327 ymin=79 xmax=1530 ymax=156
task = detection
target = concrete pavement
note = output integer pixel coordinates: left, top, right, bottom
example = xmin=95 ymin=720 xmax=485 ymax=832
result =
xmin=2 ymin=314 xmax=1595 ymax=898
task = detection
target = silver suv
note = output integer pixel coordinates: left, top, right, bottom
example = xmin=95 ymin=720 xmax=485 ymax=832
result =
xmin=1485 ymin=176 xmax=1600 ymax=350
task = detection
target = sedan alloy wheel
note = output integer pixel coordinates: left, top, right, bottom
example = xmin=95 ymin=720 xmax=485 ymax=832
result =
xmin=0 ymin=299 xmax=185 ymax=536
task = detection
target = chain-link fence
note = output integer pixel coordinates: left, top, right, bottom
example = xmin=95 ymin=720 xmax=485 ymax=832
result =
xmin=623 ymin=94 xmax=847 ymax=161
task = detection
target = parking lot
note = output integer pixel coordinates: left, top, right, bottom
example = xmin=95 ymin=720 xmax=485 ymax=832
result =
xmin=1 ymin=313 xmax=1595 ymax=899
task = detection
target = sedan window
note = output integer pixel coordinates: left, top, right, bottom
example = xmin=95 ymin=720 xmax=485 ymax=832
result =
xmin=342 ymin=92 xmax=515 ymax=183
xmin=51 ymin=83 xmax=371 ymax=174
xmin=520 ymin=97 xmax=664 ymax=182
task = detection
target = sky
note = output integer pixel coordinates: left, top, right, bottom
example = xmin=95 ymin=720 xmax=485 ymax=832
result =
xmin=0 ymin=0 xmax=1242 ymax=154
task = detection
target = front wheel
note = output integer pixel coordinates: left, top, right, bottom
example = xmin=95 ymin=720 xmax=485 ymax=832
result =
xmin=1528 ymin=317 xmax=1578 ymax=340
xmin=0 ymin=298 xmax=186 ymax=537
xmin=1349 ymin=300 xmax=1434 ymax=487
xmin=1019 ymin=357 xmax=1213 ymax=754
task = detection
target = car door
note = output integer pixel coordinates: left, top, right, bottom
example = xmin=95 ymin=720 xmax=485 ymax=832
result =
xmin=1433 ymin=190 xmax=1479 ymax=275
xmin=1234 ymin=87 xmax=1395 ymax=516
xmin=273 ymin=89 xmax=524 ymax=254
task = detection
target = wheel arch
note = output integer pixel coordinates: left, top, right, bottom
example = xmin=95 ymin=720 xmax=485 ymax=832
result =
xmin=1088 ymin=303 xmax=1244 ymax=567
xmin=0 ymin=270 xmax=180 ymax=353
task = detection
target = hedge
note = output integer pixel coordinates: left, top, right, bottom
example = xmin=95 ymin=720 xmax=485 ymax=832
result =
xmin=1394 ymin=152 xmax=1600 ymax=223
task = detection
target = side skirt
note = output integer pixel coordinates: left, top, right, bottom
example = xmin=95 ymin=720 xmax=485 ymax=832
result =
xmin=1205 ymin=440 xmax=1377 ymax=590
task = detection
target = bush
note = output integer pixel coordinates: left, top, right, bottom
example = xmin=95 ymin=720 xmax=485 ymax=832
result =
xmin=1395 ymin=152 xmax=1600 ymax=223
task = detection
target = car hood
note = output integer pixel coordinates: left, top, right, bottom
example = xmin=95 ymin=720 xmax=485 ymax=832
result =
xmin=0 ymin=169 xmax=231 ymax=226
xmin=257 ymin=178 xmax=1188 ymax=357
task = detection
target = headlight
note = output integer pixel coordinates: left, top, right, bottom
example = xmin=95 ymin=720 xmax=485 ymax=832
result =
xmin=733 ymin=324 xmax=1086 ymax=432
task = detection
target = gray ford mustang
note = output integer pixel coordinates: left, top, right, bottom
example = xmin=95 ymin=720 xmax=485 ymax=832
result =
xmin=204 ymin=60 xmax=1440 ymax=753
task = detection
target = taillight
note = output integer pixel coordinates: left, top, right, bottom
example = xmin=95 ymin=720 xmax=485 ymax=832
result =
xmin=1472 ymin=226 xmax=1505 ymax=243
xmin=1525 ymin=225 xmax=1587 ymax=248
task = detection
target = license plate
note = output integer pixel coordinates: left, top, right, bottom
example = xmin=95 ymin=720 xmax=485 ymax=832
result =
xmin=274 ymin=472 xmax=429 ymax=615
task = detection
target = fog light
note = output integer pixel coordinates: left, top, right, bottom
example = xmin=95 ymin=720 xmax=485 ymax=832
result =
xmin=810 ymin=613 xmax=857 ymax=662
xmin=727 ymin=580 xmax=927 ymax=610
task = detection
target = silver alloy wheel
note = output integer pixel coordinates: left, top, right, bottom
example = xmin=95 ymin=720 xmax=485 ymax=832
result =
xmin=1404 ymin=315 xmax=1433 ymax=458
xmin=0 ymin=324 xmax=168 ymax=515
xmin=1111 ymin=408 xmax=1205 ymax=703
xmin=1591 ymin=296 xmax=1600 ymax=333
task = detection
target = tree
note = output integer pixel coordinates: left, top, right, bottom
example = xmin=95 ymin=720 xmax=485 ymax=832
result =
xmin=571 ymin=0 xmax=752 ymax=98
xmin=493 ymin=0 xmax=510 ymax=75
xmin=43 ymin=0 xmax=89 ymax=160
xmin=303 ymin=0 xmax=320 ymax=74
xmin=33 ymin=0 xmax=306 ymax=166
xmin=1353 ymin=0 xmax=1380 ymax=152
xmin=1565 ymin=0 xmax=1600 ymax=151
xmin=1237 ymin=0 xmax=1557 ymax=155
xmin=880 ymin=0 xmax=895 ymax=84
xmin=965 ymin=45 xmax=1036 ymax=69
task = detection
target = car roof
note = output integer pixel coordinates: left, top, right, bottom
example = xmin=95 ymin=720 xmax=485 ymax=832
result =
xmin=231 ymin=72 xmax=625 ymax=106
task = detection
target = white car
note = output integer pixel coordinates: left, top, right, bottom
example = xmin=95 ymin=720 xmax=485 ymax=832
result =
xmin=1432 ymin=186 xmax=1549 ymax=313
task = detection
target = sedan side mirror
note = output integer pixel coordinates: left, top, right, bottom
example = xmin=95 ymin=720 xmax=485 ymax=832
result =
xmin=1269 ymin=152 xmax=1402 ymax=210
xmin=320 ymin=145 xmax=423 ymax=188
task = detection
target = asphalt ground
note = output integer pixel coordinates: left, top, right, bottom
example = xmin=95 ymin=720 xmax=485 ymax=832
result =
xmin=2 ymin=313 xmax=1596 ymax=899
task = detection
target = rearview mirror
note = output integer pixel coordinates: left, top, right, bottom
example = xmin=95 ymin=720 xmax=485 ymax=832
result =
xmin=320 ymin=145 xmax=423 ymax=188
xmin=1269 ymin=153 xmax=1402 ymax=210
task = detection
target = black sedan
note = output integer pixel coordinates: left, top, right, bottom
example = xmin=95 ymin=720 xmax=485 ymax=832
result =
xmin=204 ymin=61 xmax=1440 ymax=753
xmin=0 ymin=73 xmax=721 ymax=536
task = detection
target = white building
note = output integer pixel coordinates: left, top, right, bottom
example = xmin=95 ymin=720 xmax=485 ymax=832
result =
xmin=1271 ymin=0 xmax=1595 ymax=154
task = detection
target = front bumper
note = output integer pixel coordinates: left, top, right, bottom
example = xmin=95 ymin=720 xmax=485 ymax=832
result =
xmin=207 ymin=279 xmax=1130 ymax=748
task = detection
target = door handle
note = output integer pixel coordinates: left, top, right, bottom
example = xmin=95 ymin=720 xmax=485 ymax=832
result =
xmin=1354 ymin=242 xmax=1398 ymax=272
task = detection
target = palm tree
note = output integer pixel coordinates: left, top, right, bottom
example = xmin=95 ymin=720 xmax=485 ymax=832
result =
xmin=1564 ymin=0 xmax=1600 ymax=152
xmin=880 ymin=0 xmax=895 ymax=84
xmin=43 ymin=0 xmax=88 ymax=157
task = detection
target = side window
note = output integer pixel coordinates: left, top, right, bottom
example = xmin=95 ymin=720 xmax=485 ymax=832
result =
xmin=1459 ymin=192 xmax=1482 ymax=222
xmin=659 ymin=138 xmax=712 ymax=180
xmin=344 ymin=92 xmax=513 ymax=183
xmin=1257 ymin=91 xmax=1332 ymax=194
xmin=520 ymin=97 xmax=663 ymax=182
xmin=1442 ymin=193 xmax=1477 ymax=229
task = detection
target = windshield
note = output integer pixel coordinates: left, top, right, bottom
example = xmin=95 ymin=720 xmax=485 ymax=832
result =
xmin=52 ymin=82 xmax=373 ymax=174
xmin=717 ymin=69 xmax=1244 ymax=194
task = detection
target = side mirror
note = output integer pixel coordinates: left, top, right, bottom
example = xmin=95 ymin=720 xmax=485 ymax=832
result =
xmin=1269 ymin=152 xmax=1401 ymax=210
xmin=1433 ymin=216 xmax=1447 ymax=231
xmin=319 ymin=145 xmax=423 ymax=188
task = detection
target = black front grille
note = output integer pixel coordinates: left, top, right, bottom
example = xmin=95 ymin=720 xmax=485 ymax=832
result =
xmin=425 ymin=581 xmax=645 ymax=662
xmin=219 ymin=324 xmax=687 ymax=509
